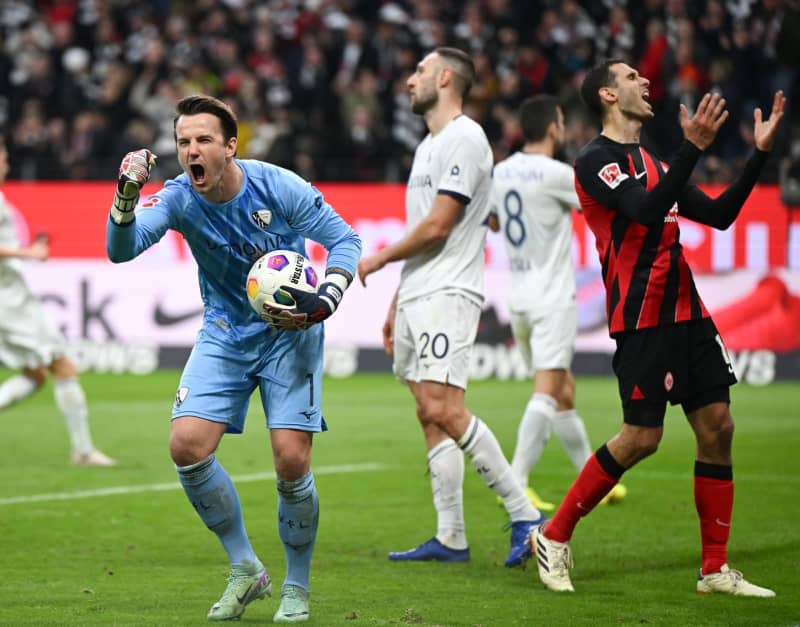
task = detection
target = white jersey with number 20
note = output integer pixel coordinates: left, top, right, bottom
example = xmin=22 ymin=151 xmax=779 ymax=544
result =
xmin=491 ymin=152 xmax=579 ymax=314
xmin=399 ymin=115 xmax=492 ymax=306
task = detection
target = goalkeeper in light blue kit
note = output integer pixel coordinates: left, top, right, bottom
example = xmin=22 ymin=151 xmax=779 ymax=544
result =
xmin=106 ymin=95 xmax=361 ymax=623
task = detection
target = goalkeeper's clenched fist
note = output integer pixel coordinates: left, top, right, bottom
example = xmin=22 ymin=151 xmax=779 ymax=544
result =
xmin=111 ymin=149 xmax=157 ymax=225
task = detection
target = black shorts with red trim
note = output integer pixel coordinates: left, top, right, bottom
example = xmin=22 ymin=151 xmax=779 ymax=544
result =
xmin=612 ymin=317 xmax=738 ymax=427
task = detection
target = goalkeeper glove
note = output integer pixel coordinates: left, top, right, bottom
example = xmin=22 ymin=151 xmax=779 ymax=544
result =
xmin=283 ymin=272 xmax=348 ymax=323
xmin=264 ymin=271 xmax=350 ymax=331
xmin=111 ymin=149 xmax=157 ymax=225
xmin=260 ymin=306 xmax=315 ymax=331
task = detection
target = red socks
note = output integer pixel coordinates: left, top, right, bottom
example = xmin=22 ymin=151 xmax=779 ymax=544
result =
xmin=544 ymin=450 xmax=734 ymax=576
xmin=694 ymin=462 xmax=734 ymax=575
xmin=545 ymin=453 xmax=620 ymax=543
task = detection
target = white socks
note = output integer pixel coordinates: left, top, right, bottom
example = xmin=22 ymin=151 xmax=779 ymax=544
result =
xmin=510 ymin=394 xmax=557 ymax=488
xmin=552 ymin=408 xmax=593 ymax=470
xmin=428 ymin=439 xmax=467 ymax=550
xmin=53 ymin=378 xmax=94 ymax=455
xmin=458 ymin=416 xmax=540 ymax=522
xmin=0 ymin=374 xmax=38 ymax=409
xmin=511 ymin=392 xmax=594 ymax=482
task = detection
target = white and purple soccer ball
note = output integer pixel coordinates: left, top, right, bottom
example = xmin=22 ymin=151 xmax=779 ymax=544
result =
xmin=246 ymin=249 xmax=318 ymax=313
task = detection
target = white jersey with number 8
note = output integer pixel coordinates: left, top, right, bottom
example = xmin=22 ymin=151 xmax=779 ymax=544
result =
xmin=490 ymin=152 xmax=579 ymax=315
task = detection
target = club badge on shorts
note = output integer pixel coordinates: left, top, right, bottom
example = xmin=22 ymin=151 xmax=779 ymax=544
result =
xmin=664 ymin=372 xmax=674 ymax=391
xmin=175 ymin=386 xmax=189 ymax=407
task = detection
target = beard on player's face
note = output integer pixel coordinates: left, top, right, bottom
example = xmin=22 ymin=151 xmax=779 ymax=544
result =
xmin=411 ymin=87 xmax=438 ymax=115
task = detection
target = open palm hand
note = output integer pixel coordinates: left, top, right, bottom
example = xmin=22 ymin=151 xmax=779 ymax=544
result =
xmin=754 ymin=91 xmax=786 ymax=152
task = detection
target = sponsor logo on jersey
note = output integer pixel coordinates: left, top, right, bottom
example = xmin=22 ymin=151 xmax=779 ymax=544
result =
xmin=206 ymin=233 xmax=290 ymax=260
xmin=408 ymin=174 xmax=433 ymax=188
xmin=598 ymin=162 xmax=629 ymax=188
xmin=251 ymin=209 xmax=272 ymax=229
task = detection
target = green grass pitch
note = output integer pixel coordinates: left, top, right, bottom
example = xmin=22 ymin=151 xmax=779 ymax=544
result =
xmin=0 ymin=370 xmax=797 ymax=626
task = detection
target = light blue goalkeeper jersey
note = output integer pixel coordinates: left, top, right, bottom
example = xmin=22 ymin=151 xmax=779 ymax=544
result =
xmin=106 ymin=160 xmax=361 ymax=341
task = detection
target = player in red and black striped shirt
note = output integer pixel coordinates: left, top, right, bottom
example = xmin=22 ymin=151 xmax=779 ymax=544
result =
xmin=531 ymin=59 xmax=785 ymax=597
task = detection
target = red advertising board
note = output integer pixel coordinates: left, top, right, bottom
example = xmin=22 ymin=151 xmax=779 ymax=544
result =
xmin=5 ymin=182 xmax=794 ymax=272
xmin=3 ymin=182 xmax=799 ymax=380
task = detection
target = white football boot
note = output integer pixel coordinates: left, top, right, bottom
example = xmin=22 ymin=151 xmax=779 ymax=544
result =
xmin=531 ymin=523 xmax=574 ymax=592
xmin=696 ymin=564 xmax=775 ymax=597
xmin=71 ymin=449 xmax=118 ymax=467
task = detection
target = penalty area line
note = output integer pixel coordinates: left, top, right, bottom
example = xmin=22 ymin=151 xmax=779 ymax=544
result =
xmin=0 ymin=462 xmax=388 ymax=507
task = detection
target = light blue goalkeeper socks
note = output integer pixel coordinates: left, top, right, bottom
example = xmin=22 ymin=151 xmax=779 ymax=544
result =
xmin=277 ymin=472 xmax=318 ymax=590
xmin=177 ymin=454 xmax=257 ymax=565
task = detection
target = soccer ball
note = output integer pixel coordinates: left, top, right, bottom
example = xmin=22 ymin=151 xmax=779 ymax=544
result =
xmin=246 ymin=250 xmax=318 ymax=313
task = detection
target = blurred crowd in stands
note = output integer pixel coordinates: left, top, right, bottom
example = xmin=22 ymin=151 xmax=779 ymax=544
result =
xmin=1 ymin=0 xmax=798 ymax=185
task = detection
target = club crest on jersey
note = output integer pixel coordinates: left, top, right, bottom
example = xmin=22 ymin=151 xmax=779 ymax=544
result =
xmin=175 ymin=386 xmax=189 ymax=407
xmin=251 ymin=209 xmax=272 ymax=229
xmin=598 ymin=162 xmax=629 ymax=189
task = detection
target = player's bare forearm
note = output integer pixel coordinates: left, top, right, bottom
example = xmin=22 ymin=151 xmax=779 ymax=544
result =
xmin=382 ymin=193 xmax=462 ymax=262
xmin=382 ymin=290 xmax=398 ymax=356
xmin=384 ymin=222 xmax=447 ymax=262
xmin=357 ymin=219 xmax=447 ymax=286
xmin=0 ymin=246 xmax=24 ymax=259
xmin=0 ymin=242 xmax=48 ymax=261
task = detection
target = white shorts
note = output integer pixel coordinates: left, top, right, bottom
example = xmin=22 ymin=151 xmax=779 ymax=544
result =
xmin=393 ymin=293 xmax=480 ymax=389
xmin=511 ymin=305 xmax=576 ymax=372
xmin=0 ymin=285 xmax=66 ymax=370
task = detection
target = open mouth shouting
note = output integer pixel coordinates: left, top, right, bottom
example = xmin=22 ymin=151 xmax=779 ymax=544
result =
xmin=189 ymin=163 xmax=206 ymax=186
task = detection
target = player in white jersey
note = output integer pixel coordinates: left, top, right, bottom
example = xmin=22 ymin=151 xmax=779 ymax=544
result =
xmin=0 ymin=135 xmax=115 ymax=467
xmin=358 ymin=47 xmax=544 ymax=568
xmin=489 ymin=96 xmax=625 ymax=510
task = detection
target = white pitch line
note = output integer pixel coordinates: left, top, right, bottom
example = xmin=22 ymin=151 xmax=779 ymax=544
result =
xmin=0 ymin=462 xmax=387 ymax=507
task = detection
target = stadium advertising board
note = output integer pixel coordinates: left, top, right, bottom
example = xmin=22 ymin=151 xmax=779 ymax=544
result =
xmin=5 ymin=182 xmax=800 ymax=382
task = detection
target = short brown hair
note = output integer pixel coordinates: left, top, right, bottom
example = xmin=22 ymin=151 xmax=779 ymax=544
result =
xmin=434 ymin=47 xmax=475 ymax=98
xmin=173 ymin=95 xmax=238 ymax=143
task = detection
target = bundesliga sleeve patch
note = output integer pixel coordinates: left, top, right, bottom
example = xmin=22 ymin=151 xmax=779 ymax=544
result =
xmin=598 ymin=162 xmax=629 ymax=189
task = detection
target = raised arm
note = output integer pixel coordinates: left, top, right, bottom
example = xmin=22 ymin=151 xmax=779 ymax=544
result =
xmin=618 ymin=93 xmax=729 ymax=224
xmin=578 ymin=93 xmax=730 ymax=225
xmin=679 ymin=91 xmax=786 ymax=229
xmin=106 ymin=149 xmax=167 ymax=263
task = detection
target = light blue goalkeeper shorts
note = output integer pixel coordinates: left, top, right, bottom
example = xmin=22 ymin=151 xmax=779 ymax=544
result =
xmin=171 ymin=322 xmax=327 ymax=434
